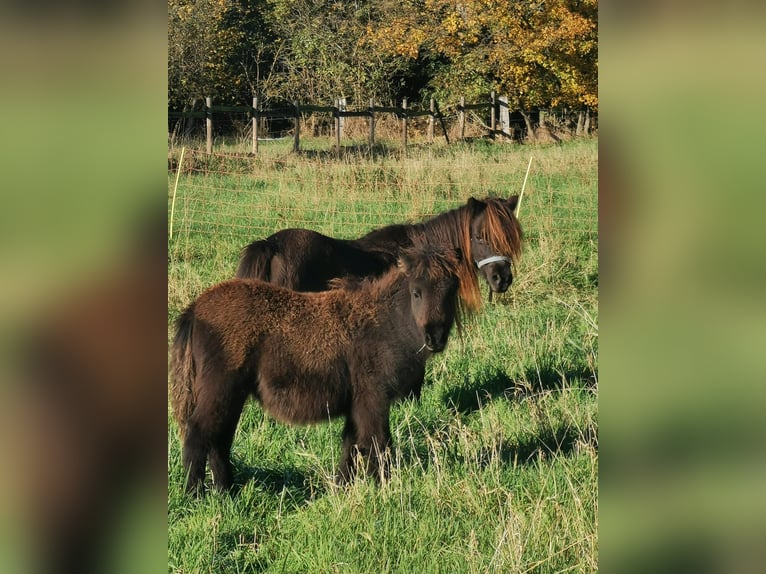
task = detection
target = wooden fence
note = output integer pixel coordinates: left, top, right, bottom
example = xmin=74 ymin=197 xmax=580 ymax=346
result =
xmin=168 ymin=93 xmax=594 ymax=154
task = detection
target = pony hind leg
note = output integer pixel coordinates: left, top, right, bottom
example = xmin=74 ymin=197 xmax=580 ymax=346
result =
xmin=182 ymin=371 xmax=248 ymax=494
xmin=181 ymin=420 xmax=209 ymax=495
xmin=207 ymin=385 xmax=249 ymax=492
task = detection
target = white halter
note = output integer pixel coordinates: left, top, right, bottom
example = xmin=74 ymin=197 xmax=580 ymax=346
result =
xmin=475 ymin=255 xmax=512 ymax=269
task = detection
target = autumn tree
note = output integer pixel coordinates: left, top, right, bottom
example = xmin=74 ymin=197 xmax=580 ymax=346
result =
xmin=364 ymin=0 xmax=597 ymax=117
xmin=265 ymin=0 xmax=419 ymax=106
xmin=167 ymin=0 xmax=597 ymax=137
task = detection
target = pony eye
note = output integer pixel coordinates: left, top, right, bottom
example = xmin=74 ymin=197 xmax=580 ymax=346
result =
xmin=412 ymin=288 xmax=421 ymax=299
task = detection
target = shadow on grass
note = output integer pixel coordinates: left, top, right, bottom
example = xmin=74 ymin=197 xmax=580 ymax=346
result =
xmin=228 ymin=461 xmax=326 ymax=502
xmin=477 ymin=422 xmax=598 ymax=469
xmin=443 ymin=363 xmax=596 ymax=415
xmin=394 ymin=415 xmax=597 ymax=476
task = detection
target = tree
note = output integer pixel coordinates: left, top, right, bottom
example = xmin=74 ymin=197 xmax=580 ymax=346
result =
xmin=264 ymin=0 xmax=421 ymax=106
xmin=168 ymin=0 xmax=276 ymax=109
xmin=364 ymin=0 xmax=598 ymax=112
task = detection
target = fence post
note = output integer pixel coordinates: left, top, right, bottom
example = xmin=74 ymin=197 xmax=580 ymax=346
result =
xmin=334 ymin=99 xmax=341 ymax=153
xmin=252 ymin=96 xmax=258 ymax=154
xmin=401 ymin=97 xmax=408 ymax=150
xmin=205 ymin=96 xmax=213 ymax=154
xmin=499 ymin=95 xmax=510 ymax=138
xmin=293 ymin=101 xmax=300 ymax=153
xmin=490 ymin=91 xmax=497 ymax=137
xmin=368 ymin=98 xmax=375 ymax=156
xmin=428 ymin=98 xmax=435 ymax=144
xmin=459 ymin=96 xmax=466 ymax=141
xmin=434 ymin=100 xmax=450 ymax=145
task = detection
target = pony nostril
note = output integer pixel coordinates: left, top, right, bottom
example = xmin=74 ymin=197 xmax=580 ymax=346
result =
xmin=425 ymin=327 xmax=447 ymax=350
xmin=492 ymin=274 xmax=500 ymax=283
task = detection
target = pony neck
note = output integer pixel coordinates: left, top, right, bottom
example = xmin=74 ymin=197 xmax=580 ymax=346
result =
xmin=365 ymin=265 xmax=408 ymax=302
xmin=355 ymin=268 xmax=421 ymax=341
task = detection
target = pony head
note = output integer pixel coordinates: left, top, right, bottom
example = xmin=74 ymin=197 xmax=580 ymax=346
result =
xmin=467 ymin=194 xmax=523 ymax=265
xmin=398 ymin=245 xmax=463 ymax=353
xmin=470 ymin=236 xmax=512 ymax=293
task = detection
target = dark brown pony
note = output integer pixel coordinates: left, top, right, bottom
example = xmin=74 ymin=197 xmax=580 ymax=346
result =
xmin=171 ymin=245 xmax=466 ymax=493
xmin=235 ymin=196 xmax=523 ymax=311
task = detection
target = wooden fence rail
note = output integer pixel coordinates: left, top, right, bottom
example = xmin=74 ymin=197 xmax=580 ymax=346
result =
xmin=168 ymin=94 xmax=594 ymax=154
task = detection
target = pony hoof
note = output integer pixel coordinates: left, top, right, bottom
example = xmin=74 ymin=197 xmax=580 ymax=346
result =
xmin=185 ymin=483 xmax=205 ymax=497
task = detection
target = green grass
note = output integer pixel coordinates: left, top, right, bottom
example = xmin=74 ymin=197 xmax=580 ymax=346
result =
xmin=168 ymin=137 xmax=598 ymax=573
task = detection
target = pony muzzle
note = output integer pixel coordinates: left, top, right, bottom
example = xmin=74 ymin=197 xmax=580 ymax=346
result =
xmin=491 ymin=272 xmax=512 ymax=292
xmin=475 ymin=255 xmax=513 ymax=293
xmin=423 ymin=325 xmax=448 ymax=352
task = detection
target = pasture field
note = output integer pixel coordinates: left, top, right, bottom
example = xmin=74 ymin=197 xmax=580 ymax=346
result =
xmin=168 ymin=137 xmax=598 ymax=573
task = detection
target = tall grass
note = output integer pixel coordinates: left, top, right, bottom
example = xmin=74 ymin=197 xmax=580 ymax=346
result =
xmin=168 ymin=137 xmax=597 ymax=573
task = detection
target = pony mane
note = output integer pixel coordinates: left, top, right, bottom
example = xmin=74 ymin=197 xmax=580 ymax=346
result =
xmin=398 ymin=243 xmax=462 ymax=284
xmin=405 ymin=206 xmax=481 ymax=312
xmin=475 ymin=197 xmax=524 ymax=266
xmin=326 ymin=243 xmax=462 ymax=293
xmin=326 ymin=265 xmax=418 ymax=334
xmin=328 ymin=265 xmax=406 ymax=301
xmin=328 ymin=245 xmax=468 ymax=325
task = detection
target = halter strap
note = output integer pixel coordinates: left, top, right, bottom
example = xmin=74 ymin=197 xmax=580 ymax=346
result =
xmin=475 ymin=255 xmax=511 ymax=269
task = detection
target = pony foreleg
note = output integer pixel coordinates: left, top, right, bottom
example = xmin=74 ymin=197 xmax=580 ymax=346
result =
xmin=346 ymin=399 xmax=392 ymax=483
xmin=337 ymin=417 xmax=357 ymax=485
xmin=365 ymin=431 xmax=392 ymax=483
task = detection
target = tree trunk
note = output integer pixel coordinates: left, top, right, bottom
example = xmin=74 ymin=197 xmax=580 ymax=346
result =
xmin=183 ymin=98 xmax=200 ymax=139
xmin=520 ymin=110 xmax=536 ymax=143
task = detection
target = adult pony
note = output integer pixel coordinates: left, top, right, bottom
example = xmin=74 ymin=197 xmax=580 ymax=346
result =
xmin=235 ymin=196 xmax=523 ymax=311
xmin=171 ymin=245 xmax=466 ymax=493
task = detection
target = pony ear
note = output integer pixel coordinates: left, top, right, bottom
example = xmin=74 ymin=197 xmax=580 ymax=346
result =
xmin=506 ymin=195 xmax=520 ymax=211
xmin=467 ymin=197 xmax=487 ymax=215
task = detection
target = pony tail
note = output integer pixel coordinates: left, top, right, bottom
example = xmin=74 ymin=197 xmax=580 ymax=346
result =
xmin=170 ymin=305 xmax=197 ymax=439
xmin=235 ymin=240 xmax=275 ymax=280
